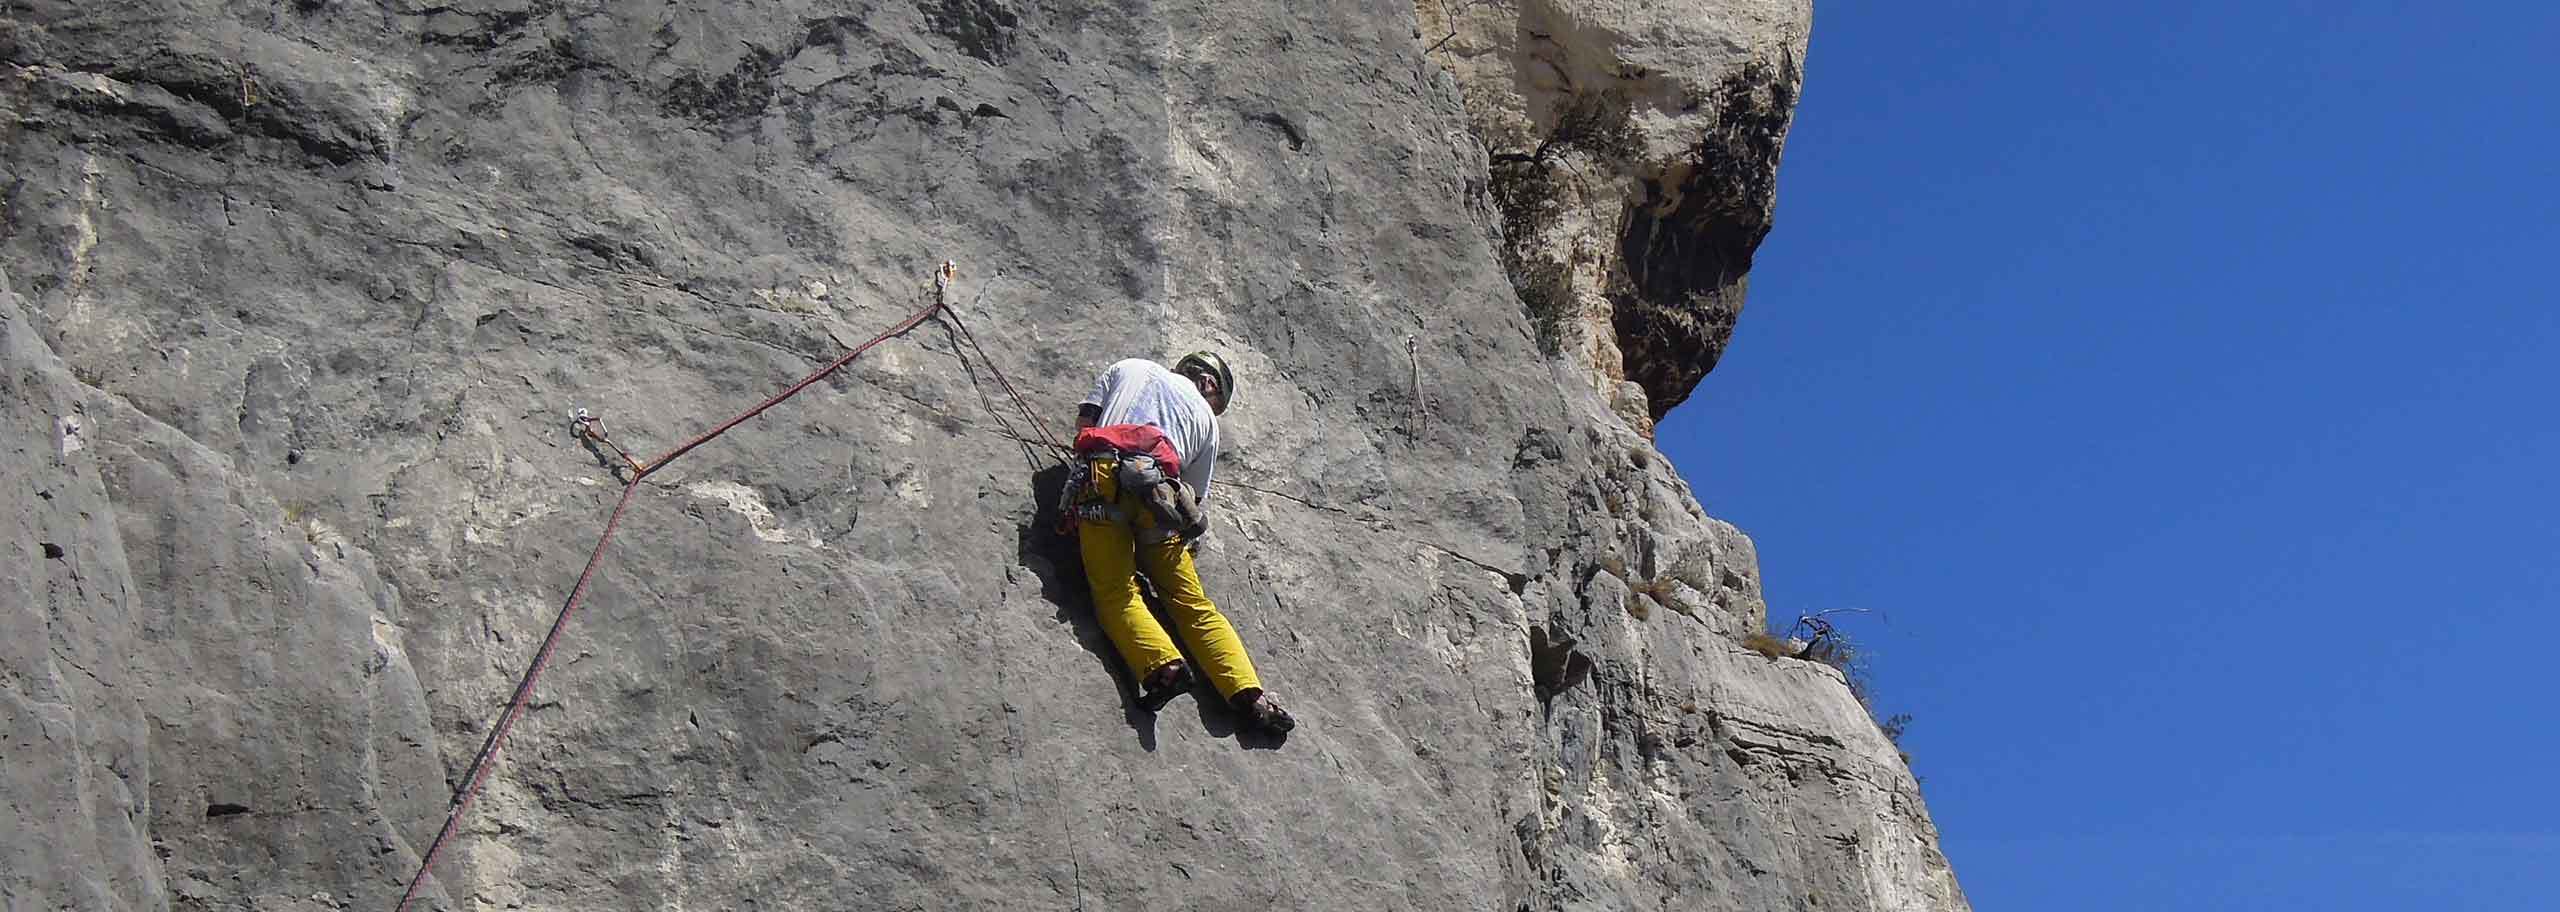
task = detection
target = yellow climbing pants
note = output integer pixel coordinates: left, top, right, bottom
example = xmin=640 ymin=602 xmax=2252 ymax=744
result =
xmin=1075 ymin=458 xmax=1262 ymax=700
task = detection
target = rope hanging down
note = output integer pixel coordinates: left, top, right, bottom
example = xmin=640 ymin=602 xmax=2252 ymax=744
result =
xmin=937 ymin=280 xmax=1071 ymax=468
xmin=393 ymin=263 xmax=991 ymax=912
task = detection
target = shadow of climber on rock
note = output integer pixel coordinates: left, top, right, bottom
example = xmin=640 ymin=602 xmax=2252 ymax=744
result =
xmin=1019 ymin=460 xmax=1164 ymax=750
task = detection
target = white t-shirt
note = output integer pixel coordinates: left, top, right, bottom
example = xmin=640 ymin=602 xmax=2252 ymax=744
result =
xmin=1082 ymin=358 xmax=1219 ymax=506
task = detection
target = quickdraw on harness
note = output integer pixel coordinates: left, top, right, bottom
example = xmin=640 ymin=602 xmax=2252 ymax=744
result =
xmin=1055 ymin=457 xmax=1118 ymax=528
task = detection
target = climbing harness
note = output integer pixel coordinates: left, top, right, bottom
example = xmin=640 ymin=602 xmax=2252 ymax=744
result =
xmin=392 ymin=261 xmax=1055 ymax=912
xmin=1054 ymin=433 xmax=1206 ymax=543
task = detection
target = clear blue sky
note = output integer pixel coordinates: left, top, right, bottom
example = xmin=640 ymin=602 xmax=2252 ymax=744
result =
xmin=1654 ymin=3 xmax=2560 ymax=909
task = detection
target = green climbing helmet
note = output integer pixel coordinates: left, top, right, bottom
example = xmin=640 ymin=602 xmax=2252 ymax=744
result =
xmin=1174 ymin=350 xmax=1235 ymax=414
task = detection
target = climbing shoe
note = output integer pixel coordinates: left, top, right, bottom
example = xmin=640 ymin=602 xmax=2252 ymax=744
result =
xmin=1231 ymin=689 xmax=1295 ymax=734
xmin=1137 ymin=660 xmax=1193 ymax=712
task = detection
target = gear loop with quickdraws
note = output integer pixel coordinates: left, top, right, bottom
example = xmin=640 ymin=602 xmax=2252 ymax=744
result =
xmin=1054 ymin=456 xmax=1122 ymax=530
xmin=1057 ymin=450 xmax=1207 ymax=543
xmin=1121 ymin=455 xmax=1207 ymax=544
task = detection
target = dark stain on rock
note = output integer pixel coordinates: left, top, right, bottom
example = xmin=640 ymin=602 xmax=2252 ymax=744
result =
xmin=1610 ymin=55 xmax=1798 ymax=417
xmin=661 ymin=45 xmax=785 ymax=126
xmin=13 ymin=46 xmax=376 ymax=163
xmin=418 ymin=3 xmax=546 ymax=52
xmin=493 ymin=35 xmax=607 ymax=88
xmin=801 ymin=15 xmax=873 ymax=50
xmin=1249 ymin=112 xmax=1306 ymax=151
xmin=204 ymin=802 xmax=252 ymax=819
xmin=1485 ymin=90 xmax=1640 ymax=353
xmin=565 ymin=233 xmax=656 ymax=271
xmin=919 ymin=0 xmax=1020 ymax=64
xmin=1528 ymin=624 xmax=1593 ymax=699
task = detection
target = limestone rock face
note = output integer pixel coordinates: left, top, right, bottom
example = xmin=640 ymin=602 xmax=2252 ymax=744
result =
xmin=1417 ymin=0 xmax=1806 ymax=422
xmin=2 ymin=2 xmax=1962 ymax=911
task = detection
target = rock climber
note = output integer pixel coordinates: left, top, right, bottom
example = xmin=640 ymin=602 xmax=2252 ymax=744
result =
xmin=1065 ymin=351 xmax=1294 ymax=734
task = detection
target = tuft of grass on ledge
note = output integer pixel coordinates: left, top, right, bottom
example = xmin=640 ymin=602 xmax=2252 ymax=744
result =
xmin=1742 ymin=631 xmax=1791 ymax=658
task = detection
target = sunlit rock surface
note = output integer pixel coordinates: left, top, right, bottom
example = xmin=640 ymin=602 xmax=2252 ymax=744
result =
xmin=2 ymin=2 xmax=1962 ymax=909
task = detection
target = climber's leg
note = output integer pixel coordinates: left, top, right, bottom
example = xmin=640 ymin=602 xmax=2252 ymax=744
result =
xmin=1079 ymin=510 xmax=1183 ymax=688
xmin=1136 ymin=534 xmax=1262 ymax=701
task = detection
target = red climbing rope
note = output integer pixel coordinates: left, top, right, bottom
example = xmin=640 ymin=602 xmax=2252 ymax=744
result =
xmin=635 ymin=280 xmax=953 ymax=480
xmin=391 ymin=265 xmax=958 ymax=912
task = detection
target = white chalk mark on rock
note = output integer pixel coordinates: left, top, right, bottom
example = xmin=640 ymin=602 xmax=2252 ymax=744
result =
xmin=684 ymin=481 xmax=798 ymax=544
xmin=56 ymin=415 xmax=85 ymax=456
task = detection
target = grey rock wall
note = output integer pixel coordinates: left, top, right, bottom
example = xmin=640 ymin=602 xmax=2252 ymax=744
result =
xmin=3 ymin=1 xmax=1963 ymax=910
